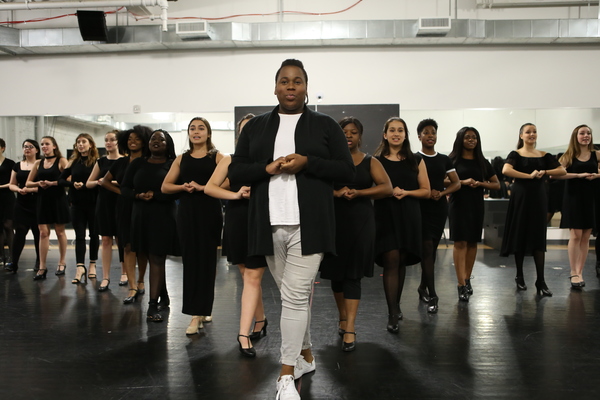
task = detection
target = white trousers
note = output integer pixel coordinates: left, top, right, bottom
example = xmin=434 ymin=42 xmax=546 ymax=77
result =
xmin=266 ymin=225 xmax=323 ymax=366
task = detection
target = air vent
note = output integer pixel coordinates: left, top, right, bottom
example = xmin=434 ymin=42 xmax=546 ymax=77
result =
xmin=417 ymin=17 xmax=451 ymax=36
xmin=176 ymin=21 xmax=210 ymax=39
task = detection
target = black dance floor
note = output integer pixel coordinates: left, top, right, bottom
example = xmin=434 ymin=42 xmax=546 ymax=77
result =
xmin=1 ymin=244 xmax=600 ymax=400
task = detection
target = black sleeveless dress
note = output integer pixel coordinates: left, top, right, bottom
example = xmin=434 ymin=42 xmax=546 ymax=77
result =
xmin=95 ymin=157 xmax=120 ymax=236
xmin=560 ymin=152 xmax=597 ymax=230
xmin=12 ymin=162 xmax=38 ymax=227
xmin=177 ymin=153 xmax=223 ymax=316
xmin=321 ymin=154 xmax=375 ymax=281
xmin=36 ymin=158 xmax=70 ymax=225
xmin=374 ymin=155 xmax=422 ymax=267
xmin=110 ymin=157 xmax=133 ymax=246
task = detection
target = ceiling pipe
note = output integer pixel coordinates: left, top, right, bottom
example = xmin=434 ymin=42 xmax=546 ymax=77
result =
xmin=0 ymin=0 xmax=169 ymax=31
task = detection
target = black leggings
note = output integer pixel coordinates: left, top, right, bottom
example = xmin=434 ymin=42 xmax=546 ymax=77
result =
xmin=71 ymin=205 xmax=99 ymax=264
xmin=0 ymin=218 xmax=14 ymax=262
xmin=12 ymin=218 xmax=40 ymax=268
xmin=331 ymin=278 xmax=362 ymax=300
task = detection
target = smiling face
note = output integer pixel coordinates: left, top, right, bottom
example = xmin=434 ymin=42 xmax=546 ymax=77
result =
xmin=577 ymin=126 xmax=592 ymax=146
xmin=128 ymin=132 xmax=143 ymax=153
xmin=76 ymin=137 xmax=91 ymax=155
xmin=463 ymin=130 xmax=478 ymax=151
xmin=22 ymin=141 xmax=38 ymax=158
xmin=419 ymin=125 xmax=437 ymax=150
xmin=343 ymin=123 xmax=361 ymax=151
xmin=149 ymin=131 xmax=167 ymax=156
xmin=519 ymin=124 xmax=537 ymax=146
xmin=40 ymin=138 xmax=56 ymax=157
xmin=275 ymin=65 xmax=307 ymax=115
xmin=384 ymin=120 xmax=407 ymax=148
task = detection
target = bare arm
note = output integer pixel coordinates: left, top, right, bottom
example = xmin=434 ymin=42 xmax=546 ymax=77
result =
xmin=85 ymin=161 xmax=102 ymax=189
xmin=343 ymin=157 xmax=392 ymax=201
xmin=161 ymin=155 xmax=187 ymax=194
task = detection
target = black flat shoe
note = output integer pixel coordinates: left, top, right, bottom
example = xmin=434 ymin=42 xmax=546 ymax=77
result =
xmin=457 ymin=285 xmax=469 ymax=302
xmin=417 ymin=286 xmax=430 ymax=303
xmin=249 ymin=318 xmax=268 ymax=340
xmin=237 ymin=334 xmax=256 ymax=358
xmin=71 ymin=265 xmax=87 ymax=284
xmin=98 ymin=279 xmax=110 ymax=292
xmin=515 ymin=276 xmax=527 ymax=290
xmin=33 ymin=268 xmax=48 ymax=281
xmin=569 ymin=275 xmax=583 ymax=289
xmin=55 ymin=264 xmax=66 ymax=276
xmin=427 ymin=296 xmax=439 ymax=314
xmin=387 ymin=314 xmax=401 ymax=334
xmin=4 ymin=263 xmax=17 ymax=274
xmin=535 ymin=280 xmax=553 ymax=297
xmin=465 ymin=278 xmax=473 ymax=295
xmin=123 ymin=289 xmax=138 ymax=304
xmin=342 ymin=332 xmax=356 ymax=352
xmin=147 ymin=301 xmax=163 ymax=322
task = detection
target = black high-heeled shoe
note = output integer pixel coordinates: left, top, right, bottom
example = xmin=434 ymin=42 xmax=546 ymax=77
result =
xmin=137 ymin=281 xmax=145 ymax=295
xmin=98 ymin=279 xmax=110 ymax=292
xmin=249 ymin=318 xmax=268 ymax=340
xmin=387 ymin=314 xmax=401 ymax=334
xmin=457 ymin=285 xmax=469 ymax=302
xmin=71 ymin=264 xmax=87 ymax=284
xmin=158 ymin=294 xmax=170 ymax=311
xmin=123 ymin=289 xmax=138 ymax=304
xmin=237 ymin=334 xmax=256 ymax=358
xmin=87 ymin=262 xmax=97 ymax=279
xmin=147 ymin=301 xmax=163 ymax=322
xmin=535 ymin=280 xmax=553 ymax=297
xmin=118 ymin=274 xmax=128 ymax=286
xmin=33 ymin=268 xmax=48 ymax=281
xmin=337 ymin=319 xmax=346 ymax=337
xmin=55 ymin=264 xmax=66 ymax=276
xmin=569 ymin=275 xmax=583 ymax=289
xmin=515 ymin=276 xmax=527 ymax=290
xmin=417 ymin=286 xmax=430 ymax=303
xmin=342 ymin=332 xmax=356 ymax=352
xmin=465 ymin=279 xmax=473 ymax=295
xmin=427 ymin=296 xmax=439 ymax=314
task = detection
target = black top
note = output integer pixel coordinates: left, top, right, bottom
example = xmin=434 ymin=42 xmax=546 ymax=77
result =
xmin=12 ymin=162 xmax=37 ymax=209
xmin=59 ymin=157 xmax=97 ymax=206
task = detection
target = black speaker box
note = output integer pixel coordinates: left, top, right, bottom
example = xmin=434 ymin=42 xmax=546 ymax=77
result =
xmin=76 ymin=10 xmax=108 ymax=42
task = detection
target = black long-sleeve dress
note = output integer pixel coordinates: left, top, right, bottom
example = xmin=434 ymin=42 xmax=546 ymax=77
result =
xmin=177 ymin=153 xmax=222 ymax=316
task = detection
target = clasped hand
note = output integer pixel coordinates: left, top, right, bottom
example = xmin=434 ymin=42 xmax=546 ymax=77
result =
xmin=266 ymin=154 xmax=308 ymax=175
xmin=335 ymin=186 xmax=358 ymax=200
xmin=182 ymin=181 xmax=204 ymax=193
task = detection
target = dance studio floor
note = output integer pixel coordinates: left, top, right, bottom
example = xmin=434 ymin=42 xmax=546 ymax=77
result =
xmin=1 ymin=244 xmax=600 ymax=400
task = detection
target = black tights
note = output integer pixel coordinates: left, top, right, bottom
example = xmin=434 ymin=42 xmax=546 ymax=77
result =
xmin=382 ymin=249 xmax=406 ymax=316
xmin=148 ymin=253 xmax=168 ymax=302
xmin=1 ymin=219 xmax=14 ymax=262
xmin=12 ymin=220 xmax=40 ymax=267
xmin=71 ymin=205 xmax=99 ymax=264
xmin=420 ymin=238 xmax=440 ymax=298
xmin=515 ymin=250 xmax=546 ymax=282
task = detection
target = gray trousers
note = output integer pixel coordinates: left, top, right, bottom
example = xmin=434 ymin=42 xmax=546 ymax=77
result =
xmin=266 ymin=225 xmax=323 ymax=366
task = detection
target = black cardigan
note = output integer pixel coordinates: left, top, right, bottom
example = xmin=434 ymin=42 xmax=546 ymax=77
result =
xmin=229 ymin=106 xmax=355 ymax=257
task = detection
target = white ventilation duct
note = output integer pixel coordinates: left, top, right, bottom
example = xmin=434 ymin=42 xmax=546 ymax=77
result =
xmin=0 ymin=0 xmax=170 ymax=31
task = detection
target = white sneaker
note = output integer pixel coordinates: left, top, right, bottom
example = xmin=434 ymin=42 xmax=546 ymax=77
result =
xmin=294 ymin=355 xmax=316 ymax=380
xmin=276 ymin=375 xmax=300 ymax=400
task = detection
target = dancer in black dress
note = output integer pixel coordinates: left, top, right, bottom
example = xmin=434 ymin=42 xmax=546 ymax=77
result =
xmin=553 ymin=125 xmax=599 ymax=288
xmin=500 ymin=123 xmax=566 ymax=296
xmin=86 ymin=130 xmax=124 ymax=291
xmin=102 ymin=127 xmax=150 ymax=303
xmin=26 ymin=136 xmax=70 ymax=280
xmin=320 ymin=117 xmax=391 ymax=351
xmin=447 ymin=127 xmax=500 ymax=301
xmin=416 ymin=119 xmax=460 ymax=313
xmin=0 ymin=138 xmax=16 ymax=268
xmin=205 ymin=114 xmax=269 ymax=357
xmin=122 ymin=130 xmax=180 ymax=322
xmin=6 ymin=140 xmax=41 ymax=274
xmin=60 ymin=134 xmax=99 ymax=285
xmin=374 ymin=117 xmax=430 ymax=333
xmin=162 ymin=117 xmax=224 ymax=336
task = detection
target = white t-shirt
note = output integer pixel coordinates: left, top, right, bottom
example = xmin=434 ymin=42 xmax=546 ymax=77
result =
xmin=269 ymin=113 xmax=301 ymax=225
